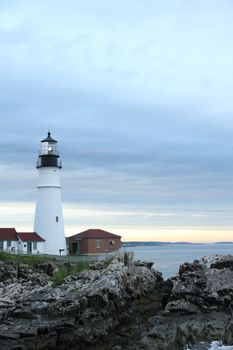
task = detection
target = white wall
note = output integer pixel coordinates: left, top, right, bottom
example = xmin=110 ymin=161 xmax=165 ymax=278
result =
xmin=36 ymin=242 xmax=44 ymax=254
xmin=18 ymin=239 xmax=26 ymax=253
xmin=0 ymin=240 xmax=44 ymax=255
xmin=2 ymin=240 xmax=18 ymax=253
xmin=18 ymin=239 xmax=44 ymax=254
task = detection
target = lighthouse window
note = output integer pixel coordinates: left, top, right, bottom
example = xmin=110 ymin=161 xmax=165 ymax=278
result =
xmin=56 ymin=216 xmax=59 ymax=222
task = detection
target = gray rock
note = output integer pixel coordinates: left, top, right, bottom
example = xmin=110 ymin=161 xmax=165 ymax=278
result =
xmin=133 ymin=254 xmax=233 ymax=350
xmin=0 ymin=252 xmax=163 ymax=350
xmin=164 ymin=299 xmax=200 ymax=314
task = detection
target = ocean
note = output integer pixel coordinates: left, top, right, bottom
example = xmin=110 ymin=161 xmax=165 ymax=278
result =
xmin=125 ymin=243 xmax=233 ymax=350
xmin=125 ymin=243 xmax=233 ymax=278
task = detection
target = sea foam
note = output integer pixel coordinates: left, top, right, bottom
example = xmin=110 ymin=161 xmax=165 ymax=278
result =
xmin=187 ymin=341 xmax=233 ymax=350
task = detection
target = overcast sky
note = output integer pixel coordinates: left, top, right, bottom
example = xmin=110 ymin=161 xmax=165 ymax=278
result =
xmin=0 ymin=0 xmax=233 ymax=242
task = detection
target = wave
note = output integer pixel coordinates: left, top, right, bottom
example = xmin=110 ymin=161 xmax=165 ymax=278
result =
xmin=187 ymin=341 xmax=233 ymax=350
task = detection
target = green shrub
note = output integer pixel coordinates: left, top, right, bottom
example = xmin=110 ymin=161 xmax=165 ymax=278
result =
xmin=103 ymin=256 xmax=114 ymax=267
xmin=52 ymin=261 xmax=91 ymax=286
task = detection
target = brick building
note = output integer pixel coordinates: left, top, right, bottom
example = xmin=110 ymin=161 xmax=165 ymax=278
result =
xmin=68 ymin=229 xmax=121 ymax=255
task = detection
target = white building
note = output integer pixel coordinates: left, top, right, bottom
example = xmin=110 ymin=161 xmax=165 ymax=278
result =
xmin=33 ymin=132 xmax=67 ymax=255
xmin=0 ymin=228 xmax=45 ymax=254
xmin=17 ymin=232 xmax=45 ymax=254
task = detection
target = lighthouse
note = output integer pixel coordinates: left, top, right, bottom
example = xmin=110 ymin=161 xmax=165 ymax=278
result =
xmin=34 ymin=132 xmax=67 ymax=255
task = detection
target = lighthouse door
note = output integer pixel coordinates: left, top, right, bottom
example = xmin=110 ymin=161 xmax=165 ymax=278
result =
xmin=27 ymin=242 xmax=32 ymax=254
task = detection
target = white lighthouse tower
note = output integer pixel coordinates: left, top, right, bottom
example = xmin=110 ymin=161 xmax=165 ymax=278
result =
xmin=34 ymin=132 xmax=67 ymax=255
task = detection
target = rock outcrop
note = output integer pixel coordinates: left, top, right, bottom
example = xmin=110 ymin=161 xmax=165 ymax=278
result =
xmin=0 ymin=253 xmax=163 ymax=350
xmin=133 ymin=254 xmax=233 ymax=350
xmin=2 ymin=253 xmax=233 ymax=350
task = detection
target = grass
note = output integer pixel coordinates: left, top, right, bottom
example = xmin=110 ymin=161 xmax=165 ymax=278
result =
xmin=0 ymin=251 xmax=52 ymax=265
xmin=0 ymin=252 xmax=109 ymax=287
xmin=0 ymin=251 xmax=96 ymax=265
xmin=52 ymin=260 xmax=91 ymax=286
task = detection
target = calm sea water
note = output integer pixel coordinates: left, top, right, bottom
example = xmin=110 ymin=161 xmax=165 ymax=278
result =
xmin=124 ymin=243 xmax=233 ymax=279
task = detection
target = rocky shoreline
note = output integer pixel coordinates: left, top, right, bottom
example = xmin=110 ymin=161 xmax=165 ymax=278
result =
xmin=1 ymin=253 xmax=233 ymax=349
xmin=0 ymin=252 xmax=163 ymax=350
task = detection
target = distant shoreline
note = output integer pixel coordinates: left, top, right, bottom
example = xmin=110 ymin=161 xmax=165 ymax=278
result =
xmin=122 ymin=241 xmax=233 ymax=247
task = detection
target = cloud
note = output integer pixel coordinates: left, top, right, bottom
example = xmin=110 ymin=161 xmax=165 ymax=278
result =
xmin=1 ymin=0 xmax=233 ymax=107
xmin=0 ymin=1 xmax=233 ymax=240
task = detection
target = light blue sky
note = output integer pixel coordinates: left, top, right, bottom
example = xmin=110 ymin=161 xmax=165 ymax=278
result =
xmin=0 ymin=0 xmax=233 ymax=241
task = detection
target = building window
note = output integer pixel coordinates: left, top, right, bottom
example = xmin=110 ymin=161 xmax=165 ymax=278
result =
xmin=33 ymin=242 xmax=37 ymax=250
xmin=96 ymin=240 xmax=101 ymax=248
xmin=109 ymin=240 xmax=115 ymax=246
xmin=7 ymin=241 xmax=11 ymax=248
xmin=56 ymin=216 xmax=59 ymax=222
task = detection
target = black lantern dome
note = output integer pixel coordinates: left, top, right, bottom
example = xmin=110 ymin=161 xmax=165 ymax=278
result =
xmin=37 ymin=132 xmax=62 ymax=168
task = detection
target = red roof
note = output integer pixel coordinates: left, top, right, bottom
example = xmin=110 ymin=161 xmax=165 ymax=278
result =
xmin=69 ymin=229 xmax=121 ymax=241
xmin=17 ymin=232 xmax=45 ymax=242
xmin=0 ymin=228 xmax=18 ymax=241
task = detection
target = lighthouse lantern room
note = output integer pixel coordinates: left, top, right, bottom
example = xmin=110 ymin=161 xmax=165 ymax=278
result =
xmin=37 ymin=132 xmax=62 ymax=168
xmin=34 ymin=132 xmax=67 ymax=255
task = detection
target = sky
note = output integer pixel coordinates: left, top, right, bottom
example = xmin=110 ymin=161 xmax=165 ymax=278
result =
xmin=0 ymin=0 xmax=233 ymax=242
